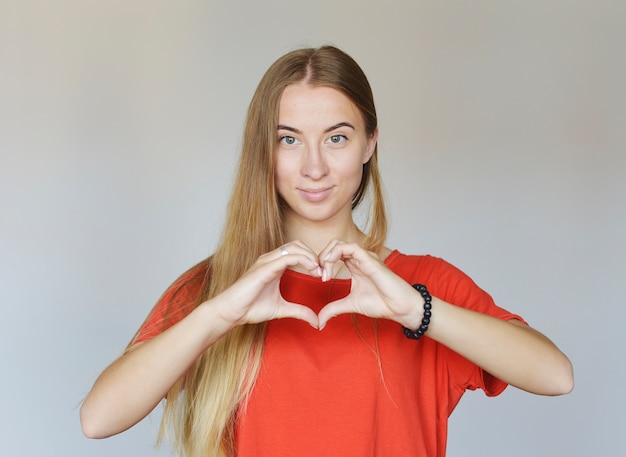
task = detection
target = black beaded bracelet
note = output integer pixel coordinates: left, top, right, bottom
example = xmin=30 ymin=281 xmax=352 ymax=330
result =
xmin=403 ymin=284 xmax=432 ymax=340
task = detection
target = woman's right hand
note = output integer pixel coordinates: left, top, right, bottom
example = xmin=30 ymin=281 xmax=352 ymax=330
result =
xmin=81 ymin=242 xmax=321 ymax=439
xmin=212 ymin=241 xmax=321 ymax=329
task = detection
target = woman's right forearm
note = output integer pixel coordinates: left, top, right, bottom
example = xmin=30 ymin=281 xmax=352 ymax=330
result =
xmin=80 ymin=299 xmax=234 ymax=439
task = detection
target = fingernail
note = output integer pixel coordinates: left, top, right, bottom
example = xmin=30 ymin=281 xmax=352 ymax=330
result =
xmin=319 ymin=323 xmax=326 ymax=331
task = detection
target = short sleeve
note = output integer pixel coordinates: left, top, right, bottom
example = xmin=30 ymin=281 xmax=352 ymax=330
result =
xmin=424 ymin=257 xmax=527 ymax=397
xmin=130 ymin=259 xmax=210 ymax=345
xmin=387 ymin=252 xmax=527 ymax=399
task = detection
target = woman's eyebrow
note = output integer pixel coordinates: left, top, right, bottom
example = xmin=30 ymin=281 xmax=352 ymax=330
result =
xmin=324 ymin=122 xmax=355 ymax=133
xmin=277 ymin=124 xmax=301 ymax=134
xmin=276 ymin=122 xmax=355 ymax=133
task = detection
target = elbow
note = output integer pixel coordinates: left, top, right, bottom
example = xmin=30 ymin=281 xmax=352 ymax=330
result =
xmin=555 ymin=360 xmax=575 ymax=395
xmin=81 ymin=424 xmax=106 ymax=440
xmin=517 ymin=350 xmax=574 ymax=396
xmin=544 ymin=355 xmax=575 ymax=396
xmin=80 ymin=406 xmax=102 ymax=439
xmin=80 ymin=400 xmax=113 ymax=439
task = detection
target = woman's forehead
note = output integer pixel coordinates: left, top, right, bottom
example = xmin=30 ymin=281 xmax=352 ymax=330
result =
xmin=277 ymin=84 xmax=362 ymax=130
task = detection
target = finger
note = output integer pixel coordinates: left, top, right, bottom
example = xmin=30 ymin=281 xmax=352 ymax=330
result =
xmin=346 ymin=249 xmax=384 ymax=278
xmin=317 ymin=298 xmax=354 ymax=330
xmin=318 ymin=238 xmax=341 ymax=262
xmin=277 ymin=301 xmax=320 ymax=329
xmin=323 ymin=240 xmax=374 ymax=264
xmin=319 ymin=239 xmax=345 ymax=281
xmin=265 ymin=253 xmax=322 ymax=278
xmin=321 ymin=241 xmax=379 ymax=280
xmin=271 ymin=242 xmax=321 ymax=275
xmin=270 ymin=242 xmax=314 ymax=261
xmin=281 ymin=240 xmax=321 ymax=259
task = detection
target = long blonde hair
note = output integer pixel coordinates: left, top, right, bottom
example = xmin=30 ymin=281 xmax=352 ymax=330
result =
xmin=159 ymin=46 xmax=387 ymax=457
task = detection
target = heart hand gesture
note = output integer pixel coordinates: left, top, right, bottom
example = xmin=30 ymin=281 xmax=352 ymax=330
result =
xmin=214 ymin=240 xmax=424 ymax=332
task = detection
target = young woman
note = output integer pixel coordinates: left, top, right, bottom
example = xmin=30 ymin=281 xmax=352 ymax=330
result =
xmin=80 ymin=46 xmax=573 ymax=457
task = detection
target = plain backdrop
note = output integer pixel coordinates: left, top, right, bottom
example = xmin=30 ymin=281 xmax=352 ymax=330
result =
xmin=1 ymin=1 xmax=624 ymax=456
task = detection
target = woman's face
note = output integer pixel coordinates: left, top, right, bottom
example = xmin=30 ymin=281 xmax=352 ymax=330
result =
xmin=274 ymin=83 xmax=377 ymax=227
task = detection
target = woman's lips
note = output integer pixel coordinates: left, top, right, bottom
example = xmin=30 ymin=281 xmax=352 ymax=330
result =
xmin=298 ymin=186 xmax=333 ymax=202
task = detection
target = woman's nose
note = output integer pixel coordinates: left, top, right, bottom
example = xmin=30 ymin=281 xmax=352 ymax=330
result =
xmin=301 ymin=145 xmax=329 ymax=180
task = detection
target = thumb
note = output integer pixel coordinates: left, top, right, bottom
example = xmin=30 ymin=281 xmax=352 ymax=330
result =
xmin=278 ymin=300 xmax=320 ymax=329
xmin=317 ymin=298 xmax=354 ymax=330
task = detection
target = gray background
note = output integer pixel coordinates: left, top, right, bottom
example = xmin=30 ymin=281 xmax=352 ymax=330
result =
xmin=1 ymin=1 xmax=624 ymax=456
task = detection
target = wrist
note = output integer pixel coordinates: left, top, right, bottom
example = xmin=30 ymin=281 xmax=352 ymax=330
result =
xmin=397 ymin=293 xmax=425 ymax=329
xmin=402 ymin=284 xmax=432 ymax=340
xmin=199 ymin=296 xmax=240 ymax=335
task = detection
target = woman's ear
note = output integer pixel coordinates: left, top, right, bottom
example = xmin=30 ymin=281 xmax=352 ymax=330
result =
xmin=363 ymin=128 xmax=378 ymax=164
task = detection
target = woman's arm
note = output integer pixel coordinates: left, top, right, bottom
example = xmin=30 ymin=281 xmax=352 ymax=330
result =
xmin=80 ymin=301 xmax=234 ymax=439
xmin=415 ymin=298 xmax=573 ymax=395
xmin=80 ymin=242 xmax=321 ymax=439
xmin=317 ymin=241 xmax=574 ymax=396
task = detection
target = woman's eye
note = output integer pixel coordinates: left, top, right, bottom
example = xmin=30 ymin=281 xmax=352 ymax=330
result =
xmin=280 ymin=135 xmax=297 ymax=145
xmin=328 ymin=134 xmax=347 ymax=144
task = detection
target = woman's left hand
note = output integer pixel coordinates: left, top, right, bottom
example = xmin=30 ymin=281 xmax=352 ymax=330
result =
xmin=317 ymin=240 xmax=423 ymax=330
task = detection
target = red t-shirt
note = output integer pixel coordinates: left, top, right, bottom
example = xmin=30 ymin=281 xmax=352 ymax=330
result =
xmin=134 ymin=251 xmax=524 ymax=457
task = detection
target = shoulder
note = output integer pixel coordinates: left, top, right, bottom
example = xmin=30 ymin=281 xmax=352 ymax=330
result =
xmin=157 ymin=258 xmax=212 ymax=315
xmin=385 ymin=250 xmax=497 ymax=311
xmin=387 ymin=249 xmax=522 ymax=321
xmin=130 ymin=258 xmax=211 ymax=345
xmin=165 ymin=258 xmax=211 ymax=298
xmin=385 ymin=249 xmax=461 ymax=282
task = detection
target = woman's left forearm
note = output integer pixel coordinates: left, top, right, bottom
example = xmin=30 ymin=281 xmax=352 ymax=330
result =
xmin=426 ymin=297 xmax=574 ymax=395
